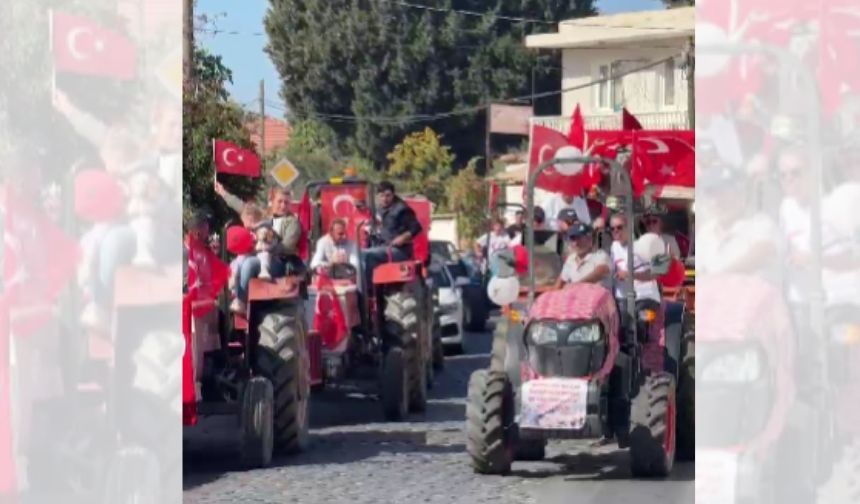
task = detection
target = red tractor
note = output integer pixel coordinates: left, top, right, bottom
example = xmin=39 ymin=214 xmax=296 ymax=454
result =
xmin=466 ymin=157 xmax=693 ymax=477
xmin=302 ymin=178 xmax=433 ymax=420
xmin=183 ymin=223 xmax=317 ymax=468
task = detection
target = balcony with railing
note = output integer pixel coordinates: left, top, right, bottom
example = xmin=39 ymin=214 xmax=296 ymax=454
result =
xmin=531 ymin=110 xmax=689 ymax=134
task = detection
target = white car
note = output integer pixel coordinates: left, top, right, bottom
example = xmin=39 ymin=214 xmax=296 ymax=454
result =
xmin=429 ymin=263 xmax=467 ymax=353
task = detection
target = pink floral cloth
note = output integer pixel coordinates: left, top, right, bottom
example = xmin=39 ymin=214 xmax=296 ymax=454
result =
xmin=527 ymin=283 xmax=620 ymax=380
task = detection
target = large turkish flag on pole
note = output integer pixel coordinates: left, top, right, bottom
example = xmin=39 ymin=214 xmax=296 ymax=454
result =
xmin=50 ymin=11 xmax=137 ymax=80
xmin=630 ymin=131 xmax=696 ymax=190
xmin=213 ymin=140 xmax=262 ymax=178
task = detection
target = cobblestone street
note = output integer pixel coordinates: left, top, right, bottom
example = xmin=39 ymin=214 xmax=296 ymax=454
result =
xmin=184 ymin=321 xmax=693 ymax=504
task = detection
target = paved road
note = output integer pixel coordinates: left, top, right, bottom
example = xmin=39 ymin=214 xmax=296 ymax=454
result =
xmin=183 ymin=322 xmax=694 ymax=504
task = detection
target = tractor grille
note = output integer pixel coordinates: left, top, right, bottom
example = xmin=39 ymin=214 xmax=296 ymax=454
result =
xmin=528 ymin=343 xmax=606 ymax=379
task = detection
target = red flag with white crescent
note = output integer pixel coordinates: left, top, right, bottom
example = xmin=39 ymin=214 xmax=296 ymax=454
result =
xmin=185 ymin=235 xmax=230 ymax=318
xmin=213 ymin=140 xmax=261 ymax=178
xmin=51 ymin=11 xmax=137 ymax=80
xmin=631 ymin=131 xmax=696 ymax=190
xmin=312 ymin=272 xmax=349 ymax=351
xmin=528 ymin=125 xmax=586 ymax=196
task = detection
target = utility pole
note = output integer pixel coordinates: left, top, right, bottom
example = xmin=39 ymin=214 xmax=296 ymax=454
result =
xmin=686 ymin=37 xmax=695 ymax=129
xmin=183 ymin=0 xmax=194 ymax=91
xmin=259 ymin=80 xmax=266 ymax=159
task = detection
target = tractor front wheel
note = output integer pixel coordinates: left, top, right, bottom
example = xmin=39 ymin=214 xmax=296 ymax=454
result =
xmin=384 ymin=290 xmax=427 ymax=414
xmin=239 ymin=376 xmax=274 ymax=467
xmin=256 ymin=311 xmax=310 ymax=454
xmin=466 ymin=370 xmax=514 ymax=474
xmin=381 ymin=347 xmax=409 ymax=420
xmin=629 ymin=373 xmax=677 ymax=478
xmin=676 ymin=338 xmax=695 ymax=461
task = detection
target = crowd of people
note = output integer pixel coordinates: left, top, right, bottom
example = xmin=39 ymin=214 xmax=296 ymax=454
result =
xmin=204 ymin=179 xmax=423 ymax=313
xmin=471 ymin=190 xmax=684 ymax=308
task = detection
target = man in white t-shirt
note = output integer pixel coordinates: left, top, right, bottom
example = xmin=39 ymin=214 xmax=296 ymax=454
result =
xmin=609 ymin=214 xmax=661 ymax=303
xmin=642 ymin=212 xmax=681 ymax=259
xmin=543 ymin=193 xmax=591 ymax=231
xmin=311 ymin=218 xmax=359 ymax=272
xmin=475 ymin=217 xmax=513 ymax=260
xmin=555 ymin=222 xmax=612 ymax=292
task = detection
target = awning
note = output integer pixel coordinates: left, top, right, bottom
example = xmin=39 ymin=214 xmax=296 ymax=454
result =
xmin=525 ymin=7 xmax=693 ymax=50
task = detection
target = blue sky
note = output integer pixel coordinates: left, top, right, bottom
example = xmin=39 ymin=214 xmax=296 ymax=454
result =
xmin=198 ymin=0 xmax=665 ymax=108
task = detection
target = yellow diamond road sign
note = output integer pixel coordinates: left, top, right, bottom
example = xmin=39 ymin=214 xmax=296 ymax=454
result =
xmin=271 ymin=159 xmax=300 ymax=188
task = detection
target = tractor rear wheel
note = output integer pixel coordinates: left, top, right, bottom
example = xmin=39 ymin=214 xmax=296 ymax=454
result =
xmin=676 ymin=338 xmax=695 ymax=461
xmin=256 ymin=311 xmax=310 ymax=454
xmin=466 ymin=370 xmax=513 ymax=474
xmin=384 ymin=290 xmax=427 ymax=413
xmin=629 ymin=372 xmax=677 ymax=477
xmin=239 ymin=376 xmax=274 ymax=467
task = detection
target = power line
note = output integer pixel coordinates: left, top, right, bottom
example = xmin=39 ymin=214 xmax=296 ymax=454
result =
xmin=382 ymin=0 xmax=555 ymax=25
xmin=256 ymin=54 xmax=680 ymax=125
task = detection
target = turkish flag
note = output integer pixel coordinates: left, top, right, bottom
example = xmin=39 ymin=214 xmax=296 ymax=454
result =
xmin=182 ymin=293 xmax=197 ymax=426
xmin=51 ymin=11 xmax=137 ymax=80
xmin=186 ymin=235 xmax=230 ymax=318
xmin=313 ymin=273 xmax=349 ymax=350
xmin=319 ymin=185 xmax=369 ymax=242
xmin=296 ymin=191 xmax=312 ymax=261
xmin=631 ymin=131 xmax=695 ymax=191
xmin=213 ymin=140 xmax=261 ymax=178
xmin=622 ymin=108 xmax=643 ymax=130
xmin=528 ymin=125 xmax=586 ymax=196
xmin=4 ymin=192 xmax=81 ymax=338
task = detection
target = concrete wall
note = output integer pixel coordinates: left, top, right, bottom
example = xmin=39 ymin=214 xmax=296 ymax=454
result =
xmin=429 ymin=214 xmax=459 ymax=249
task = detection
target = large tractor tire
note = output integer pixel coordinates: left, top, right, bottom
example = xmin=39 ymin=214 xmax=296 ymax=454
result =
xmin=239 ymin=376 xmax=274 ymax=467
xmin=256 ymin=311 xmax=310 ymax=454
xmin=629 ymin=372 xmax=677 ymax=478
xmin=466 ymin=370 xmax=513 ymax=474
xmin=381 ymin=347 xmax=409 ymax=420
xmin=384 ymin=290 xmax=427 ymax=414
xmin=676 ymin=338 xmax=695 ymax=461
xmin=432 ymin=315 xmax=445 ymax=371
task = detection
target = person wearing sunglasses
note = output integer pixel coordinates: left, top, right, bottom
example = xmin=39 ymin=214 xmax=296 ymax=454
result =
xmin=642 ymin=211 xmax=681 ymax=259
xmin=608 ymin=213 xmax=661 ymax=304
xmin=554 ymin=222 xmax=611 ymax=292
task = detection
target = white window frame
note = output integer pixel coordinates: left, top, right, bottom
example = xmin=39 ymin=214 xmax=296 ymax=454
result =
xmin=661 ymin=57 xmax=678 ymax=110
xmin=594 ymin=63 xmax=612 ymax=111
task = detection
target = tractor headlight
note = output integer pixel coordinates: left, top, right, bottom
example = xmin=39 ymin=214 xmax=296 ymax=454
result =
xmin=527 ymin=321 xmax=602 ymax=345
xmin=567 ymin=323 xmax=602 ymax=343
xmin=702 ymin=348 xmax=761 ymax=383
xmin=529 ymin=323 xmax=560 ymax=345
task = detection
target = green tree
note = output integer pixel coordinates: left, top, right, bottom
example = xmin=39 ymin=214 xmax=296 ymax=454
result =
xmin=183 ymin=48 xmax=262 ymax=228
xmin=264 ymin=0 xmax=596 ymax=170
xmin=386 ymin=128 xmax=453 ymax=209
xmin=446 ymin=158 xmax=489 ymax=241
